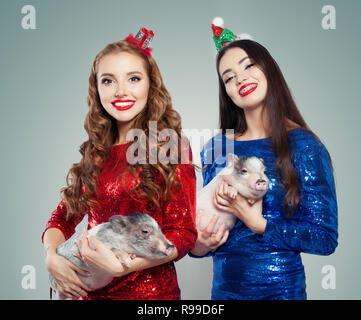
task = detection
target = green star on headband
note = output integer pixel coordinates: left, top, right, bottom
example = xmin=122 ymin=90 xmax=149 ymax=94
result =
xmin=212 ymin=24 xmax=236 ymax=51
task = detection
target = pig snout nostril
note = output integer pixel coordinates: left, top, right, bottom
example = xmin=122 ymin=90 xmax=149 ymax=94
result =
xmin=165 ymin=245 xmax=175 ymax=256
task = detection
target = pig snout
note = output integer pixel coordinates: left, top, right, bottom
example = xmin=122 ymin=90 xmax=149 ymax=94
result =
xmin=152 ymin=238 xmax=175 ymax=257
xmin=255 ymin=178 xmax=267 ymax=191
xmin=165 ymin=243 xmax=175 ymax=256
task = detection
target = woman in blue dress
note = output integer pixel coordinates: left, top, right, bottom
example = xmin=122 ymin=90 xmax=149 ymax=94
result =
xmin=190 ymin=34 xmax=338 ymax=299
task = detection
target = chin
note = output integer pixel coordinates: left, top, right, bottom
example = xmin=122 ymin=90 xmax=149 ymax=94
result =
xmin=239 ymin=97 xmax=267 ymax=110
xmin=108 ymin=106 xmax=145 ymax=123
xmin=235 ymin=91 xmax=267 ymax=110
xmin=114 ymin=114 xmax=139 ymax=124
xmin=237 ymin=103 xmax=263 ymax=111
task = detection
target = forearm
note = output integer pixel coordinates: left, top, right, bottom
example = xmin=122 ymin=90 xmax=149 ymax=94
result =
xmin=231 ymin=199 xmax=267 ymax=234
xmin=258 ymin=217 xmax=338 ymax=255
xmin=43 ymin=228 xmax=66 ymax=256
xmin=116 ymin=247 xmax=179 ymax=277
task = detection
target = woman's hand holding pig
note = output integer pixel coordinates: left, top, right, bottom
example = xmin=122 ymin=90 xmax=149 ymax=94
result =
xmin=75 ymin=229 xmax=132 ymax=278
xmin=214 ymin=180 xmax=267 ymax=234
xmin=45 ymin=248 xmax=92 ymax=299
xmin=190 ymin=210 xmax=229 ymax=256
xmin=76 ymin=230 xmax=180 ymax=277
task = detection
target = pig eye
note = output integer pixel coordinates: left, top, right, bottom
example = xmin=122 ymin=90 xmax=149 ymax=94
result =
xmin=142 ymin=230 xmax=149 ymax=234
xmin=241 ymin=169 xmax=248 ymax=174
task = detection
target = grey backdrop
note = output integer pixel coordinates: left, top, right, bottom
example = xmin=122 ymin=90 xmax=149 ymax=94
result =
xmin=0 ymin=0 xmax=360 ymax=299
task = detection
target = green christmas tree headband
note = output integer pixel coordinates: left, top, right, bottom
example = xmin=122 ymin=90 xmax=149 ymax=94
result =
xmin=211 ymin=24 xmax=236 ymax=52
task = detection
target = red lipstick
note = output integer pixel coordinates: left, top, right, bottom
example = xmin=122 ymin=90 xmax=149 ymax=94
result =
xmin=111 ymin=99 xmax=135 ymax=111
xmin=239 ymin=83 xmax=258 ymax=97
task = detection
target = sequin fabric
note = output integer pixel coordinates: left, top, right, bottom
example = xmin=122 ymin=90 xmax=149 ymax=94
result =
xmin=42 ymin=143 xmax=197 ymax=300
xmin=191 ymin=129 xmax=338 ymax=300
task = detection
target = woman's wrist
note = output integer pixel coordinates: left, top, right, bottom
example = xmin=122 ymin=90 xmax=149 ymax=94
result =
xmin=114 ymin=264 xmax=130 ymax=278
xmin=114 ymin=269 xmax=126 ymax=278
xmin=44 ymin=245 xmax=57 ymax=257
xmin=44 ymin=248 xmax=59 ymax=272
xmin=113 ymin=259 xmax=136 ymax=278
xmin=190 ymin=241 xmax=210 ymax=256
xmin=249 ymin=217 xmax=267 ymax=234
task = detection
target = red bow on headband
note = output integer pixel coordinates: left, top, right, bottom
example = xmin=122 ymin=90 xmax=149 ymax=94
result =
xmin=125 ymin=27 xmax=154 ymax=58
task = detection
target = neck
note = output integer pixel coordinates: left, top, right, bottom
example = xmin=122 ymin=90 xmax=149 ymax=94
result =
xmin=115 ymin=120 xmax=135 ymax=145
xmin=239 ymin=105 xmax=270 ymax=140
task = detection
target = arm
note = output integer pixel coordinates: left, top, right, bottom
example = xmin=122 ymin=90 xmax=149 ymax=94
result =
xmin=113 ymin=250 xmax=179 ymax=277
xmin=160 ymin=161 xmax=198 ymax=261
xmin=43 ymin=228 xmax=66 ymax=257
xmin=189 ymin=213 xmax=229 ymax=257
xmin=42 ymin=200 xmax=91 ymax=298
xmin=41 ymin=199 xmax=83 ymax=244
xmin=258 ymin=141 xmax=338 ymax=255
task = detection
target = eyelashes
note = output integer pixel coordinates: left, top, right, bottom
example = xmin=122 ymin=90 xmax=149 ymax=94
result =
xmin=129 ymin=76 xmax=141 ymax=82
xmin=100 ymin=76 xmax=141 ymax=85
xmin=224 ymin=63 xmax=255 ymax=84
xmin=101 ymin=78 xmax=113 ymax=84
xmin=224 ymin=76 xmax=233 ymax=84
xmin=245 ymin=63 xmax=255 ymax=70
xmin=101 ymin=78 xmax=114 ymax=84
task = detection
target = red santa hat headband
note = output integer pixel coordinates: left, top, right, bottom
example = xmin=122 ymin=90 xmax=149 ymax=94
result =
xmin=124 ymin=27 xmax=154 ymax=58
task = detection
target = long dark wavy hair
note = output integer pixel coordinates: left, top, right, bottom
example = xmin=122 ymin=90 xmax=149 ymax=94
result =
xmin=216 ymin=40 xmax=326 ymax=217
xmin=61 ymin=40 xmax=189 ymax=220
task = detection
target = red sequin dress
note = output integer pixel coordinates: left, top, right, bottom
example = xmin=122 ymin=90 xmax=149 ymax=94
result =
xmin=42 ymin=142 xmax=197 ymax=300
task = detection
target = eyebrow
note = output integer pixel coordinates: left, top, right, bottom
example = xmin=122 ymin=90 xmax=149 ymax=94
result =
xmin=221 ymin=56 xmax=250 ymax=77
xmin=99 ymin=71 xmax=143 ymax=78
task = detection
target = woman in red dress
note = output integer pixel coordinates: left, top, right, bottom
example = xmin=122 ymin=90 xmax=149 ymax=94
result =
xmin=42 ymin=29 xmax=197 ymax=300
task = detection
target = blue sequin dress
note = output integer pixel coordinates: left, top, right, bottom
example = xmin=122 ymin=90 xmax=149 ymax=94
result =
xmin=192 ymin=129 xmax=338 ymax=300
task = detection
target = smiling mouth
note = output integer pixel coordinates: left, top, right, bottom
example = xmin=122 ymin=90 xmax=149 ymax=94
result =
xmin=239 ymin=83 xmax=258 ymax=97
xmin=111 ymin=100 xmax=135 ymax=111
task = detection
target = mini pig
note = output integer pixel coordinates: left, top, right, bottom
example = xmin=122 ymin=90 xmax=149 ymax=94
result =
xmin=50 ymin=212 xmax=174 ymax=299
xmin=197 ymin=154 xmax=269 ymax=233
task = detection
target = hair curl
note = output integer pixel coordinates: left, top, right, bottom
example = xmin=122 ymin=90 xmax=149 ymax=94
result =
xmin=61 ymin=40 xmax=189 ymax=220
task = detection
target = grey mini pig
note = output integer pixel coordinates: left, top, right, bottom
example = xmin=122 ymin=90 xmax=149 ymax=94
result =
xmin=50 ymin=212 xmax=174 ymax=299
xmin=197 ymin=154 xmax=269 ymax=233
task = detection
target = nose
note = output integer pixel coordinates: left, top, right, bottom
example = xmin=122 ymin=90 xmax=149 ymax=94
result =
xmin=234 ymin=69 xmax=246 ymax=84
xmin=114 ymin=82 xmax=126 ymax=98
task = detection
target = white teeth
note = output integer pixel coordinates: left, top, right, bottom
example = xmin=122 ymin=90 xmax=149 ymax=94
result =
xmin=114 ymin=102 xmax=134 ymax=107
xmin=240 ymin=84 xmax=257 ymax=95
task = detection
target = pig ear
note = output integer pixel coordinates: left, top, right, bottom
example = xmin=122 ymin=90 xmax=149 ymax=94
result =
xmin=109 ymin=215 xmax=127 ymax=233
xmin=226 ymin=153 xmax=238 ymax=167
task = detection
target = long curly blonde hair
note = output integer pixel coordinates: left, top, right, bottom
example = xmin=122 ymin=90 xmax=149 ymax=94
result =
xmin=61 ymin=40 xmax=188 ymax=220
